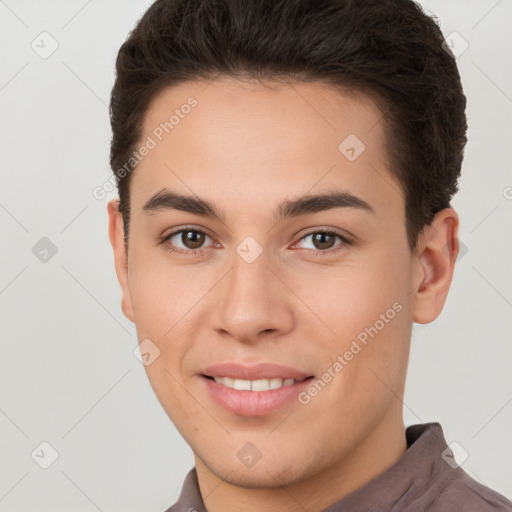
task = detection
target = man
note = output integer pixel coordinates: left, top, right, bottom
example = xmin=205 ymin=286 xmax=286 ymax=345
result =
xmin=106 ymin=0 xmax=512 ymax=510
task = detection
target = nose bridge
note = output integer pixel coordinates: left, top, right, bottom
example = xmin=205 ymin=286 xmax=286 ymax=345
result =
xmin=230 ymin=245 xmax=271 ymax=300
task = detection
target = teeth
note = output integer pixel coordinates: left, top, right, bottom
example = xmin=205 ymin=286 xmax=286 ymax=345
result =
xmin=212 ymin=376 xmax=299 ymax=391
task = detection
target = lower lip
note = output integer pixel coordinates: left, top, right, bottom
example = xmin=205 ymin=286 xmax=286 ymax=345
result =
xmin=201 ymin=375 xmax=314 ymax=417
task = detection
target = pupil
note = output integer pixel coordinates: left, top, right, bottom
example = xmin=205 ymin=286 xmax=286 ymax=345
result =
xmin=184 ymin=230 xmax=204 ymax=249
xmin=314 ymin=233 xmax=334 ymax=250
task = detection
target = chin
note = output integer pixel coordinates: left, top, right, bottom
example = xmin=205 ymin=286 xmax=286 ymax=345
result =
xmin=204 ymin=456 xmax=313 ymax=489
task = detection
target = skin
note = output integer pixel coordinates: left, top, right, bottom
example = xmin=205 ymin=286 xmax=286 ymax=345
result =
xmin=107 ymin=76 xmax=459 ymax=512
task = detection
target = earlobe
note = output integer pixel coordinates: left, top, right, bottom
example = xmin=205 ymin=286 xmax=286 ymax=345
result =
xmin=411 ymin=208 xmax=459 ymax=324
xmin=107 ymin=199 xmax=135 ymax=323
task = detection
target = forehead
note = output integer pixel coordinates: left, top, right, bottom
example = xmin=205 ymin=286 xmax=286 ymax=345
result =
xmin=142 ymin=77 xmax=386 ymax=152
xmin=130 ymin=76 xmax=403 ymax=219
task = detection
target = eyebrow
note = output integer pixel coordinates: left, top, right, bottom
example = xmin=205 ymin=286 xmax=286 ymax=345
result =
xmin=141 ymin=187 xmax=375 ymax=222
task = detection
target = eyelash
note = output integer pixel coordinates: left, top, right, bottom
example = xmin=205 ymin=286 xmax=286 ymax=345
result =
xmin=158 ymin=226 xmax=353 ymax=258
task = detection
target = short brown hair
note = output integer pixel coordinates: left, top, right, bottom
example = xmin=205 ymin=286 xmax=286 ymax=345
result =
xmin=109 ymin=0 xmax=468 ymax=251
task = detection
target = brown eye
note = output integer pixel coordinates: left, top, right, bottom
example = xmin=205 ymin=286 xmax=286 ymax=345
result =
xmin=293 ymin=229 xmax=353 ymax=258
xmin=161 ymin=228 xmax=212 ymax=253
xmin=310 ymin=232 xmax=337 ymax=250
xmin=180 ymin=230 xmax=206 ymax=249
xmin=298 ymin=231 xmax=345 ymax=251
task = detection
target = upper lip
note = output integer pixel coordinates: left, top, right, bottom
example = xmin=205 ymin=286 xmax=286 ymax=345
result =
xmin=202 ymin=362 xmax=313 ymax=381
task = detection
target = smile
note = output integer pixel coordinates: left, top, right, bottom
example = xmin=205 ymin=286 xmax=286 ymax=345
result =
xmin=207 ymin=376 xmax=308 ymax=391
xmin=202 ymin=375 xmax=315 ymax=416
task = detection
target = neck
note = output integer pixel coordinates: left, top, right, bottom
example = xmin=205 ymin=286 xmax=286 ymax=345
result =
xmin=194 ymin=409 xmax=407 ymax=512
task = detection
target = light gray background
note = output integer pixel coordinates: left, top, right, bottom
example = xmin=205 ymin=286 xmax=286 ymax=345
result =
xmin=1 ymin=1 xmax=511 ymax=511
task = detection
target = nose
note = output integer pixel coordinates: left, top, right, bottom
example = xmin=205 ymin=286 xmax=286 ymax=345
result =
xmin=208 ymin=249 xmax=295 ymax=344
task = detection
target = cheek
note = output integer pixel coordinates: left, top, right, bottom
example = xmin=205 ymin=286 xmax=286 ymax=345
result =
xmin=333 ymin=254 xmax=411 ymax=397
xmin=127 ymin=253 xmax=206 ymax=337
xmin=302 ymin=244 xmax=412 ymax=374
xmin=306 ymin=256 xmax=409 ymax=333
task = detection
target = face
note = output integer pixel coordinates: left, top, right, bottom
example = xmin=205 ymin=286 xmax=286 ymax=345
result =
xmin=108 ymin=77 xmax=456 ymax=490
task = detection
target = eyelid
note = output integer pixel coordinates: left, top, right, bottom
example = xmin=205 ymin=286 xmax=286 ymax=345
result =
xmin=291 ymin=229 xmax=353 ymax=255
xmin=160 ymin=224 xmax=212 ymax=238
xmin=159 ymin=225 xmax=216 ymax=249
xmin=294 ymin=225 xmax=354 ymax=244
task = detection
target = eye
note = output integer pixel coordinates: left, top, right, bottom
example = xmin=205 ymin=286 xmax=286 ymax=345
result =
xmin=159 ymin=227 xmax=215 ymax=255
xmin=159 ymin=227 xmax=352 ymax=257
xmin=294 ymin=230 xmax=352 ymax=256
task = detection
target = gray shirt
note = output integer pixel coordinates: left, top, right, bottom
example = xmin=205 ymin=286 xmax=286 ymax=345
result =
xmin=164 ymin=422 xmax=512 ymax=511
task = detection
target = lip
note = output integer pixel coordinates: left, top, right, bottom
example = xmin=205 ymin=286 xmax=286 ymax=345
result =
xmin=199 ymin=362 xmax=314 ymax=417
xmin=201 ymin=375 xmax=314 ymax=416
xmin=201 ymin=362 xmax=312 ymax=380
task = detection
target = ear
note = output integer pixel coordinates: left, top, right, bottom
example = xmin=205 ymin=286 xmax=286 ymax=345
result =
xmin=107 ymin=199 xmax=135 ymax=323
xmin=411 ymin=208 xmax=459 ymax=324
